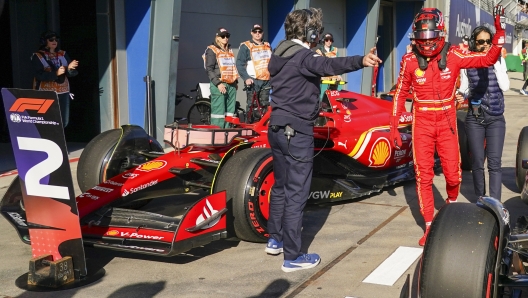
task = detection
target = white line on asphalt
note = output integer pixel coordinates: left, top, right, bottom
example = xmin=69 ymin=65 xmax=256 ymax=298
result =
xmin=362 ymin=246 xmax=423 ymax=286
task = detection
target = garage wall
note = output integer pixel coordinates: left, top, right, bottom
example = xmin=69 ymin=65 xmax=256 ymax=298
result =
xmin=310 ymin=0 xmax=347 ymax=82
xmin=175 ymin=0 xmax=264 ymax=119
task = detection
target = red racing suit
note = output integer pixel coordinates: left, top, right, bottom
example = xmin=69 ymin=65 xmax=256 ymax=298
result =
xmin=391 ymin=45 xmax=501 ymax=223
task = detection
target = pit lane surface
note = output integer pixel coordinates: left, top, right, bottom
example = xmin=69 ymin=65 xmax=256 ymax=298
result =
xmin=0 ymin=71 xmax=527 ymax=297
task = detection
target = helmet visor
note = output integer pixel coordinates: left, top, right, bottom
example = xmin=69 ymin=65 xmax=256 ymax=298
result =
xmin=411 ymin=30 xmax=445 ymax=40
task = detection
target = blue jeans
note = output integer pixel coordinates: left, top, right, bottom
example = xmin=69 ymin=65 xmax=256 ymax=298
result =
xmin=58 ymin=92 xmax=71 ymax=128
xmin=465 ymin=112 xmax=505 ymax=201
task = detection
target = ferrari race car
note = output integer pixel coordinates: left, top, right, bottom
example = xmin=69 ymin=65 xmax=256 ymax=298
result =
xmin=408 ymin=127 xmax=528 ymax=298
xmin=1 ymin=84 xmax=466 ymax=257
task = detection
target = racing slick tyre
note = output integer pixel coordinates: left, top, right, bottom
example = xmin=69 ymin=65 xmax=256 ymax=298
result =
xmin=516 ymin=126 xmax=528 ymax=192
xmin=214 ymin=148 xmax=273 ymax=243
xmin=419 ymin=203 xmax=498 ymax=298
xmin=187 ymin=99 xmax=211 ymax=125
xmin=77 ymin=128 xmax=122 ymax=193
xmin=457 ymin=119 xmax=471 ymax=171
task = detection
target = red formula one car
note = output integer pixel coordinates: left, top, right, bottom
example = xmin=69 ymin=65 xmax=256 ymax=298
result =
xmin=0 ymin=84 xmax=465 ymax=256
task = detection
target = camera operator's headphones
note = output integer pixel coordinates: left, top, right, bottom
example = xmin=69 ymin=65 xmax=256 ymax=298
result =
xmin=469 ymin=26 xmax=493 ymax=52
xmin=303 ymin=9 xmax=320 ymax=43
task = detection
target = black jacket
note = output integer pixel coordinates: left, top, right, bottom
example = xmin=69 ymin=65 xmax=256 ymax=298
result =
xmin=268 ymin=40 xmax=364 ymax=134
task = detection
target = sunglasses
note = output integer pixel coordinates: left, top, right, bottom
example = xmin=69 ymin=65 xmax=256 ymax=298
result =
xmin=219 ymin=34 xmax=230 ymax=39
xmin=48 ymin=38 xmax=59 ymax=42
xmin=252 ymin=30 xmax=263 ymax=34
xmin=324 ymin=39 xmax=333 ymax=42
xmin=476 ymin=39 xmax=491 ymax=45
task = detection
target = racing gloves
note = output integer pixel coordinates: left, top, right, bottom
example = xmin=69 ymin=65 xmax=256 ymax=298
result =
xmin=390 ymin=115 xmax=402 ymax=149
xmin=492 ymin=5 xmax=506 ymax=46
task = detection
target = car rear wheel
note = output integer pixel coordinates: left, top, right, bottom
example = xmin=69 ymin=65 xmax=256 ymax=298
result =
xmin=516 ymin=126 xmax=528 ymax=192
xmin=419 ymin=203 xmax=498 ymax=297
xmin=214 ymin=148 xmax=273 ymax=242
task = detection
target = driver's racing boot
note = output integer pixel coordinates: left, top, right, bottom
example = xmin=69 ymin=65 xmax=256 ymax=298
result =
xmin=419 ymin=224 xmax=431 ymax=246
xmin=445 ymin=198 xmax=457 ymax=204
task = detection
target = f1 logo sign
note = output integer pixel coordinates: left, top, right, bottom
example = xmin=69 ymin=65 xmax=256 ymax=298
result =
xmin=9 ymin=98 xmax=54 ymax=114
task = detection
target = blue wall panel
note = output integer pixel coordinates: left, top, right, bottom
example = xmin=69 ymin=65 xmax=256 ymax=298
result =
xmin=267 ymin=0 xmax=294 ymax=48
xmin=394 ymin=4 xmax=416 ymax=77
xmin=345 ymin=0 xmax=368 ymax=93
xmin=125 ymin=1 xmax=151 ymax=127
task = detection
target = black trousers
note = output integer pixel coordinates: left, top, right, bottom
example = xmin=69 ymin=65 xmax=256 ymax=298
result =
xmin=465 ymin=112 xmax=505 ymax=201
xmin=267 ymin=125 xmax=314 ymax=261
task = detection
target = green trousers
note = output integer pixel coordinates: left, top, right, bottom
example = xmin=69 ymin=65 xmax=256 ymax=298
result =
xmin=210 ymin=82 xmax=237 ymax=128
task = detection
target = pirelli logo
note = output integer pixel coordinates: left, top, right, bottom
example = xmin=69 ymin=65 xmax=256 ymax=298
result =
xmin=9 ymin=98 xmax=54 ymax=114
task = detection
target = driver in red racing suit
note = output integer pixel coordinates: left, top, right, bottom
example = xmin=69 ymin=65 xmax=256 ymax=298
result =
xmin=390 ymin=7 xmax=506 ymax=246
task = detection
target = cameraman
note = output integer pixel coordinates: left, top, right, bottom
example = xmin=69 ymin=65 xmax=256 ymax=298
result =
xmin=266 ymin=7 xmax=381 ymax=272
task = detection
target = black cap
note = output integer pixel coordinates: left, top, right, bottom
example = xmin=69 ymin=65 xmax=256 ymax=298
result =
xmin=323 ymin=33 xmax=333 ymax=41
xmin=41 ymin=30 xmax=60 ymax=40
xmin=251 ymin=24 xmax=263 ymax=32
xmin=216 ymin=27 xmax=230 ymax=38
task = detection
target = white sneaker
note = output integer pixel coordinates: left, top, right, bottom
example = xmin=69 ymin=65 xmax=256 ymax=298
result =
xmin=521 ymin=89 xmax=527 ymax=95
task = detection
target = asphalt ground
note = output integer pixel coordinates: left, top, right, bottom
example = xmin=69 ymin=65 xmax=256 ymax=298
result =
xmin=1 ymin=71 xmax=528 ymax=297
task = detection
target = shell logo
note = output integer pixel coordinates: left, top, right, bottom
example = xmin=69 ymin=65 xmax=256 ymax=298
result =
xmin=137 ymin=160 xmax=167 ymax=172
xmin=369 ymin=139 xmax=390 ymax=167
xmin=106 ymin=230 xmax=119 ymax=236
xmin=415 ymin=68 xmax=425 ymax=77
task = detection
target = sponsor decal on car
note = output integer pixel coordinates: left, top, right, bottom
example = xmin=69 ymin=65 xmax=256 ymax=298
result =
xmin=369 ymin=138 xmax=390 ymax=167
xmin=105 ymin=230 xmax=165 ymax=240
xmin=195 ymin=199 xmax=220 ymax=229
xmin=111 ymin=244 xmax=165 ymax=253
xmin=330 ymin=90 xmax=340 ymax=97
xmin=137 ymin=160 xmax=167 ymax=172
xmin=248 ymin=201 xmax=267 ymax=236
xmin=104 ymin=180 xmax=124 ymax=187
xmin=338 ymin=140 xmax=348 ymax=149
xmin=122 ymin=173 xmax=139 ymax=179
xmin=92 ymin=186 xmax=114 ymax=193
xmin=122 ymin=180 xmax=158 ymax=197
xmin=309 ymin=191 xmax=343 ymax=200
xmin=7 ymin=212 xmax=27 ymax=226
xmin=79 ymin=193 xmax=99 ymax=200
xmin=394 ymin=149 xmax=407 ymax=158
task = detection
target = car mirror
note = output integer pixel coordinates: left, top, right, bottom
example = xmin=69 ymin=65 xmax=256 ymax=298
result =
xmin=522 ymin=159 xmax=528 ymax=169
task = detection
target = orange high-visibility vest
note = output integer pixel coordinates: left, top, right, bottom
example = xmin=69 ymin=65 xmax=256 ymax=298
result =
xmin=316 ymin=47 xmax=339 ymax=81
xmin=242 ymin=41 xmax=271 ymax=80
xmin=205 ymin=45 xmax=239 ymax=84
xmin=33 ymin=51 xmax=70 ymax=93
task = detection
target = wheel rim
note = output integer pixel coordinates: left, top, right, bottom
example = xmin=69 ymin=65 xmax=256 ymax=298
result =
xmin=257 ymin=170 xmax=274 ymax=221
xmin=246 ymin=155 xmax=274 ymax=235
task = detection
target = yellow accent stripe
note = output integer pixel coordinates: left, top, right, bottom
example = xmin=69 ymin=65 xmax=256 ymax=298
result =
xmin=348 ymin=125 xmax=409 ymax=157
xmin=417 ymin=104 xmax=452 ymax=111
xmin=348 ymin=130 xmax=369 ymax=157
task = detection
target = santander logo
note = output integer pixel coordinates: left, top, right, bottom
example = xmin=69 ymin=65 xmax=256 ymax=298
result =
xmin=196 ymin=199 xmax=220 ymax=229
